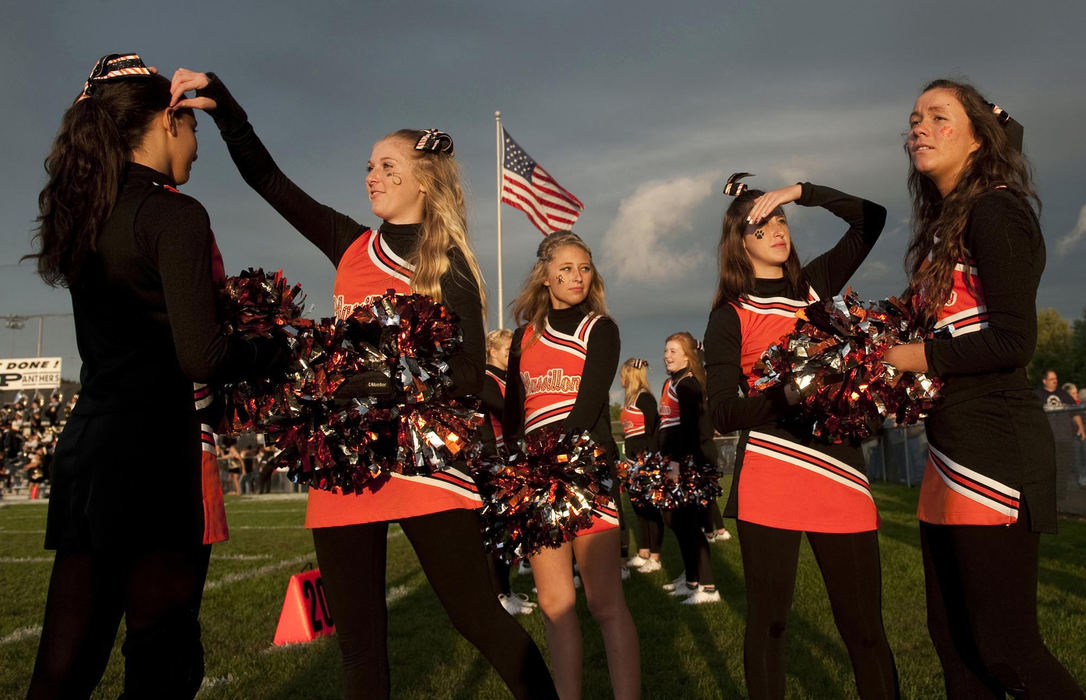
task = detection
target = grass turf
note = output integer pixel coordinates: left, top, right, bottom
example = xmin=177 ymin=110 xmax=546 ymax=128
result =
xmin=1 ymin=481 xmax=1083 ymax=698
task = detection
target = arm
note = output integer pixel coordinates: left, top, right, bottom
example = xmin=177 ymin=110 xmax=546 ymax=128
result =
xmin=563 ymin=318 xmax=620 ymax=433
xmin=796 ymin=183 xmax=887 ymax=297
xmin=923 ymin=193 xmax=1043 ymax=377
xmin=439 ymin=250 xmax=485 ymax=397
xmin=172 ymin=69 xmax=364 ymax=266
xmin=636 ymin=392 xmax=660 ymax=452
xmin=502 ymin=328 xmax=527 ymax=441
xmin=151 ymin=197 xmax=280 ymax=383
xmin=704 ymin=305 xmax=794 ymax=433
xmin=479 ymin=372 xmax=505 ymax=415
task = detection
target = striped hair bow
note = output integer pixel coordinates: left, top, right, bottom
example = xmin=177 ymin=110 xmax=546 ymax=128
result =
xmin=631 ymin=358 xmax=649 ymax=369
xmin=78 ymin=53 xmax=152 ymax=101
xmin=723 ymin=172 xmax=754 ymax=197
xmin=987 ymin=102 xmax=1024 ymax=152
xmin=414 ymin=129 xmax=454 ymax=156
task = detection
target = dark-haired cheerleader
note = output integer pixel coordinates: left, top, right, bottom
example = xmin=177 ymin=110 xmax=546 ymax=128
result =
xmin=885 ymin=80 xmax=1084 ymax=698
xmin=27 ymin=54 xmax=283 ymax=698
xmin=169 ymin=69 xmax=555 ymax=700
xmin=505 ymin=231 xmax=640 ymax=699
xmin=704 ymin=176 xmax=898 ymax=699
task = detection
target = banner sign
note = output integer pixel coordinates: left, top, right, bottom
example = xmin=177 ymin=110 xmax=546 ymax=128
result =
xmin=0 ymin=357 xmax=63 ymax=390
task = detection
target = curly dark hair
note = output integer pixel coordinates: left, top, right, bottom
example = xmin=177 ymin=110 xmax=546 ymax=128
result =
xmin=903 ymin=79 xmax=1039 ymax=325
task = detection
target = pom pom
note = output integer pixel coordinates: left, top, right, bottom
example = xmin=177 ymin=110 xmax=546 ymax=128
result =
xmin=218 ymin=280 xmax=482 ymax=492
xmin=625 ymin=452 xmax=722 ymax=510
xmin=475 ymin=426 xmax=614 ymax=561
xmin=750 ymin=289 xmax=943 ymax=442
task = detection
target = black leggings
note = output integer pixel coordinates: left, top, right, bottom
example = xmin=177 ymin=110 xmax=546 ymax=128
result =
xmin=28 ymin=544 xmax=212 ymax=699
xmin=737 ymin=521 xmax=899 ymax=700
xmin=631 ymin=502 xmax=664 ymax=554
xmin=311 ymin=509 xmax=557 ymax=700
xmin=667 ymin=505 xmax=713 ymax=587
xmin=920 ymin=514 xmax=1084 ymax=699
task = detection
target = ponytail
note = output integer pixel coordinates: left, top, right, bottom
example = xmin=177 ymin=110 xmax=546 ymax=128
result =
xmin=27 ymin=65 xmax=176 ymax=287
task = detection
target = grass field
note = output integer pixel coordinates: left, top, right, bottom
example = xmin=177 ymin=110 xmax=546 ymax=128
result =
xmin=2 ymin=481 xmax=1084 ymax=699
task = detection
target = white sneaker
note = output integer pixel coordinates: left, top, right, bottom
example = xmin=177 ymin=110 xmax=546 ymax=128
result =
xmin=517 ymin=561 xmax=532 ymax=575
xmin=669 ymin=582 xmax=699 ymax=597
xmin=627 ymin=554 xmax=649 ymax=568
xmin=662 ymin=574 xmax=687 ymax=592
xmin=573 ymin=574 xmax=581 ymax=589
xmin=499 ymin=593 xmax=536 ymax=615
xmin=681 ymin=586 xmax=721 ymax=605
xmin=621 ymin=566 xmax=631 ymax=580
xmin=499 ymin=594 xmax=520 ymax=615
xmin=715 ymin=528 xmax=732 ymax=542
xmin=637 ymin=558 xmax=662 ymax=573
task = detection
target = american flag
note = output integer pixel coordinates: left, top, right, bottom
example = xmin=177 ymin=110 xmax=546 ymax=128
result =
xmin=501 ymin=128 xmax=584 ymax=235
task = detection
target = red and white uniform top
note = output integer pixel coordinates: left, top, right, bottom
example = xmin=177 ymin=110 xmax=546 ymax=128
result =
xmin=306 ymin=229 xmax=482 ymax=529
xmin=620 ymin=398 xmax=646 ymax=439
xmin=517 ymin=311 xmax=619 ymax=534
xmin=519 ymin=312 xmax=603 ymax=435
xmin=658 ymin=378 xmax=681 ymax=431
xmin=918 ymin=253 xmax=1019 ymax=526
xmin=731 ymin=285 xmax=878 ymax=534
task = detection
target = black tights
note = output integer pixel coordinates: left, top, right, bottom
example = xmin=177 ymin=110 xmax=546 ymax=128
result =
xmin=737 ymin=521 xmax=899 ymax=700
xmin=667 ymin=505 xmax=714 ymax=587
xmin=921 ymin=514 xmax=1084 ymax=699
xmin=311 ymin=509 xmax=557 ymax=700
xmin=631 ymin=502 xmax=664 ymax=554
xmin=28 ymin=544 xmax=211 ymax=699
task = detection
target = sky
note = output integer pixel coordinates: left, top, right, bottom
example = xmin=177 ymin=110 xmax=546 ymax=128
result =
xmin=2 ymin=0 xmax=1085 ymax=400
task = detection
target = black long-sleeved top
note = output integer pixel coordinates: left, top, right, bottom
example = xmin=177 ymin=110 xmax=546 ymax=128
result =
xmin=504 ymin=305 xmax=620 ymax=457
xmin=201 ymin=76 xmax=484 ymax=396
xmin=918 ymin=189 xmax=1057 ymax=532
xmin=705 ymin=183 xmax=885 ymax=435
xmin=658 ymin=371 xmax=717 ymax=466
xmin=71 ymin=163 xmax=266 ymax=416
xmin=478 ymin=363 xmax=507 ymax=456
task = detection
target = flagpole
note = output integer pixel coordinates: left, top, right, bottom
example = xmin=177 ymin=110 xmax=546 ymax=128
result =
xmin=495 ymin=110 xmax=504 ymax=330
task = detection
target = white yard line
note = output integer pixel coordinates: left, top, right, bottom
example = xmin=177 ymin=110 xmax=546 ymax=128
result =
xmin=0 ymin=556 xmax=52 ymax=563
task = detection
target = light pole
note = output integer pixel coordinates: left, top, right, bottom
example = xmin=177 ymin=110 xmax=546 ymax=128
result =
xmin=2 ymin=314 xmax=74 ymax=357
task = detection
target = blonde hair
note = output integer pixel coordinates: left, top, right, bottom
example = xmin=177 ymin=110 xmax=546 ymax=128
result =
xmin=386 ymin=130 xmax=486 ymax=314
xmin=510 ymin=231 xmax=608 ymax=341
xmin=666 ymin=332 xmax=706 ymax=390
xmin=620 ymin=358 xmax=653 ymax=407
xmin=485 ymin=328 xmax=513 ymax=363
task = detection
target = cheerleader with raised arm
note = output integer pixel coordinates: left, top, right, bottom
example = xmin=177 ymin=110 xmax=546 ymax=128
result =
xmin=169 ymin=69 xmax=556 ymax=700
xmin=619 ymin=358 xmax=664 ymax=573
xmin=505 ymin=231 xmax=641 ymax=699
xmin=885 ymin=79 xmax=1084 ymax=698
xmin=703 ymin=174 xmax=899 ymax=699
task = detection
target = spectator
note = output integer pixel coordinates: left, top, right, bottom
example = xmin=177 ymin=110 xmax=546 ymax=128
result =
xmin=1059 ymin=380 xmax=1086 ymax=488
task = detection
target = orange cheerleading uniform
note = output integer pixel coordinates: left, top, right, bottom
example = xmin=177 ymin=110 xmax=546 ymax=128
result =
xmin=705 ymin=183 xmax=885 ymax=534
xmin=505 ymin=307 xmax=622 ymax=534
xmin=916 ymin=189 xmax=1056 ymax=532
xmin=621 ymin=391 xmax=658 ymax=460
xmin=305 ymin=228 xmax=484 ymax=528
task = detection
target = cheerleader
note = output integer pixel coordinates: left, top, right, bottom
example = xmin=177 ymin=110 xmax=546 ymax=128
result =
xmin=885 ymin=79 xmax=1084 ymax=698
xmin=479 ymin=329 xmax=536 ymax=615
xmin=169 ymin=70 xmax=556 ymax=699
xmin=703 ymin=174 xmax=899 ymax=699
xmin=26 ymin=54 xmax=283 ymax=698
xmin=505 ymin=231 xmax=640 ymax=699
xmin=619 ymin=358 xmax=663 ymax=573
xmin=656 ymin=332 xmax=721 ymax=604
